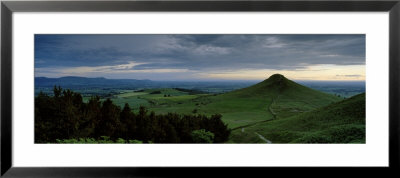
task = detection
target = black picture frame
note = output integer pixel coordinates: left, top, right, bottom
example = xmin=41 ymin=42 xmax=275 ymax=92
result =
xmin=1 ymin=0 xmax=399 ymax=177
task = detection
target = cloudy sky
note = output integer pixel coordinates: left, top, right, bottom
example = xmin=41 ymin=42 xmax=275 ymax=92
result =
xmin=35 ymin=34 xmax=365 ymax=81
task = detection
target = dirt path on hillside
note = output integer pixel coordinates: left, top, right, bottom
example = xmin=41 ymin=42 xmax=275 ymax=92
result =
xmin=255 ymin=132 xmax=272 ymax=144
xmin=268 ymin=95 xmax=280 ymax=119
xmin=268 ymin=99 xmax=277 ymax=119
xmin=231 ymin=119 xmax=273 ymax=131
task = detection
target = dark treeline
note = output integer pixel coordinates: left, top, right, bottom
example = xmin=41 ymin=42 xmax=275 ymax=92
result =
xmin=35 ymin=86 xmax=231 ymax=143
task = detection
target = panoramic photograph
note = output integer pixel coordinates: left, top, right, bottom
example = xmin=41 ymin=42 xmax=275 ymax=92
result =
xmin=34 ymin=34 xmax=366 ymax=144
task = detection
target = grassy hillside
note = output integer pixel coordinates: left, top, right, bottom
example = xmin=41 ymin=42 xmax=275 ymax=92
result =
xmin=230 ymin=93 xmax=366 ymax=143
xmin=218 ymin=74 xmax=341 ymax=119
xmin=147 ymin=74 xmax=342 ymax=129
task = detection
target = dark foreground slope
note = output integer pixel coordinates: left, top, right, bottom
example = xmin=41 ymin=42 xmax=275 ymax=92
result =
xmin=35 ymin=87 xmax=231 ymax=143
xmin=230 ymin=93 xmax=366 ymax=143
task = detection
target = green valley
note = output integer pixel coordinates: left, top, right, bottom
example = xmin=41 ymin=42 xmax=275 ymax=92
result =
xmin=35 ymin=74 xmax=365 ymax=143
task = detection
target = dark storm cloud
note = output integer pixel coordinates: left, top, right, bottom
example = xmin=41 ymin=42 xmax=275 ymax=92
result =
xmin=35 ymin=34 xmax=365 ymax=71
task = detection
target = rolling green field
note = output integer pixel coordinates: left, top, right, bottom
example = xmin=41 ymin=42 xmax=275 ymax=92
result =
xmin=107 ymin=74 xmax=341 ymax=128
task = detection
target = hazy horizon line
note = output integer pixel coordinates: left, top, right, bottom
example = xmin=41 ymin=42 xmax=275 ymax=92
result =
xmin=35 ymin=75 xmax=366 ymax=82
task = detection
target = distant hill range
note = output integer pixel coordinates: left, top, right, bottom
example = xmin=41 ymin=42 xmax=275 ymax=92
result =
xmin=35 ymin=76 xmax=153 ymax=88
xmin=34 ymin=76 xmax=259 ymax=93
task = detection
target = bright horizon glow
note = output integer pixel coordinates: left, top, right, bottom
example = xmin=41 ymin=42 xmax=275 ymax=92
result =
xmin=35 ymin=64 xmax=365 ymax=81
